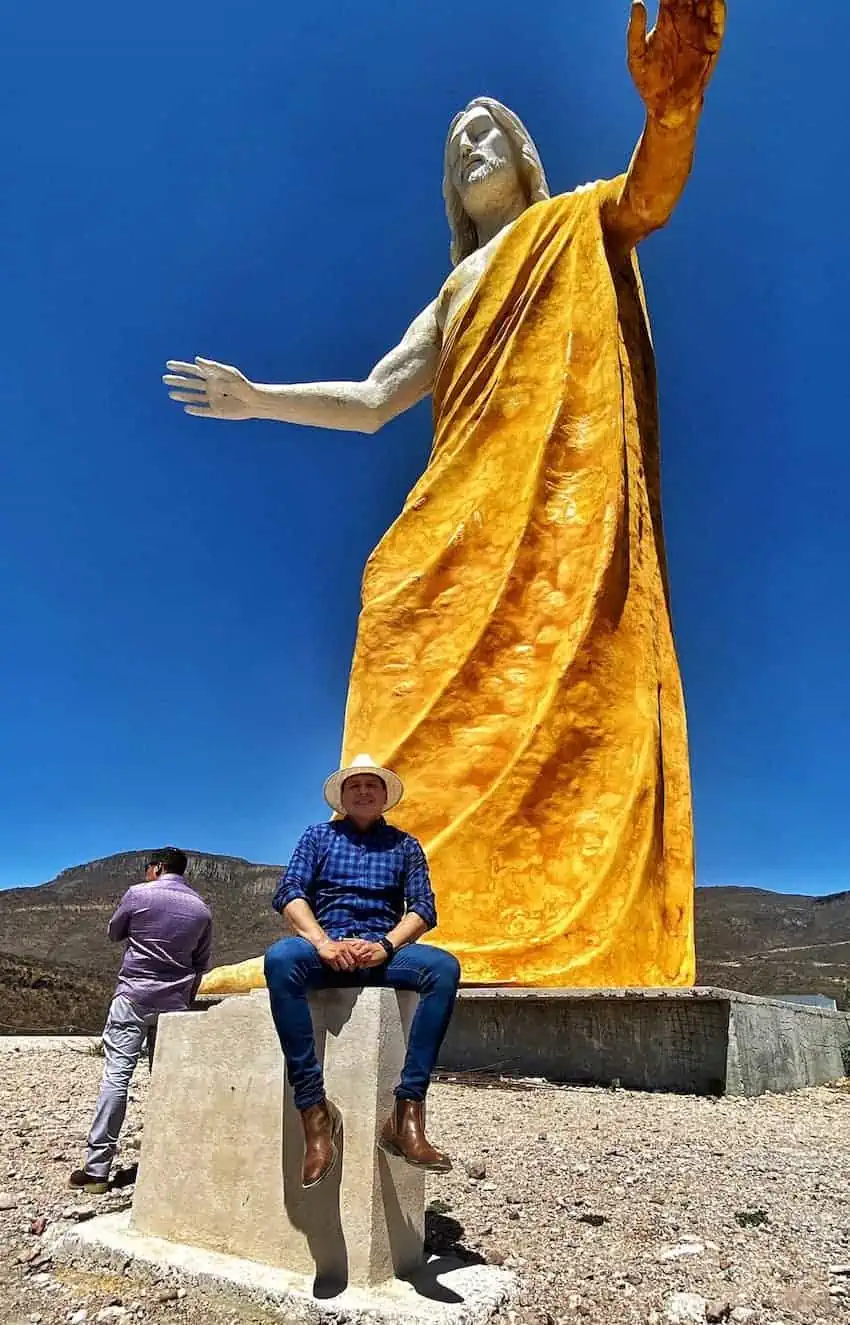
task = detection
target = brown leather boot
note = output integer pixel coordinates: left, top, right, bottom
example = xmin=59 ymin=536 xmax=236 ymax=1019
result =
xmin=300 ymin=1099 xmax=341 ymax=1188
xmin=378 ymin=1099 xmax=452 ymax=1172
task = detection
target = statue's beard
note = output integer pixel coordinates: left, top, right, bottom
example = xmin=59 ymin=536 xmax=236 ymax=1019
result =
xmin=465 ymin=156 xmax=508 ymax=185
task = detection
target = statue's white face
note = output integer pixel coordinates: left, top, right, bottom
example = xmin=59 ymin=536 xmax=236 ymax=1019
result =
xmin=448 ymin=106 xmax=521 ymax=213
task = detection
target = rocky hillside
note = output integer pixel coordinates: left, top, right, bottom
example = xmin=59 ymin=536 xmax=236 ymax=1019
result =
xmin=695 ymin=885 xmax=850 ymax=1004
xmin=0 ymin=951 xmax=115 ymax=1035
xmin=0 ymin=851 xmax=848 ymax=1031
xmin=0 ymin=850 xmax=285 ymax=981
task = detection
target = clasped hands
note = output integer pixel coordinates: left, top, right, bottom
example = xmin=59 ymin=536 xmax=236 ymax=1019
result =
xmin=315 ymin=937 xmax=388 ymax=971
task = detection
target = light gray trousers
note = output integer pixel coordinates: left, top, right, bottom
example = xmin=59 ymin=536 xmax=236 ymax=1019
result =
xmin=85 ymin=994 xmax=159 ymax=1179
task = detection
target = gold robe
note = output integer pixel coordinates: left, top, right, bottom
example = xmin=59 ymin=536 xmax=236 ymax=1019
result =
xmin=200 ymin=178 xmax=694 ymax=997
xmin=341 ymin=179 xmax=694 ymax=987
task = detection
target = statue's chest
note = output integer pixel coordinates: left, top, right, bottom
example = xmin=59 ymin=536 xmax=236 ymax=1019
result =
xmin=437 ymin=233 xmax=509 ymax=334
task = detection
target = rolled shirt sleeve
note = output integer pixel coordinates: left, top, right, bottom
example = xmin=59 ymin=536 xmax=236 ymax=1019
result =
xmin=272 ymin=827 xmax=319 ymax=913
xmin=403 ymin=836 xmax=437 ymax=930
xmin=107 ymin=891 xmax=133 ymax=942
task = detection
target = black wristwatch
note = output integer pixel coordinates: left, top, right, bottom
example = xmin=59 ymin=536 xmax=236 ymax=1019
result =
xmin=379 ymin=936 xmax=396 ymax=962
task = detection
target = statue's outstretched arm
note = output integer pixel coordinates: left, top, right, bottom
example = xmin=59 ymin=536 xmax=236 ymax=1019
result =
xmin=603 ymin=0 xmax=725 ymax=253
xmin=163 ymin=300 xmax=441 ymax=435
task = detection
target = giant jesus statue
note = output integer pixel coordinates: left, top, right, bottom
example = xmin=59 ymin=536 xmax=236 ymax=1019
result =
xmin=165 ymin=1 xmax=725 ymax=988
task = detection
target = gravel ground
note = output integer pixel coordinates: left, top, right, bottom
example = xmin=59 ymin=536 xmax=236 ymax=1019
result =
xmin=0 ymin=1040 xmax=848 ymax=1325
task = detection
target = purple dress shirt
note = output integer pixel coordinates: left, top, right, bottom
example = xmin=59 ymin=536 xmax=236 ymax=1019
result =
xmin=108 ymin=873 xmax=212 ymax=1012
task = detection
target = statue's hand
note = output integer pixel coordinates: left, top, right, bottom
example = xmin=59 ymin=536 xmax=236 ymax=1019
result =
xmin=627 ymin=0 xmax=725 ymax=127
xmin=163 ymin=357 xmax=259 ymax=421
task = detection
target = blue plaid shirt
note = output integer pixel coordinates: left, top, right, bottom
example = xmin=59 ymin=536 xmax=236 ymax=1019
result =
xmin=272 ymin=818 xmax=437 ymax=941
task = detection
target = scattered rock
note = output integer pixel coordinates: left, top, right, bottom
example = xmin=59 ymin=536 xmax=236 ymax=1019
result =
xmin=96 ymin=1309 xmax=127 ymax=1322
xmin=29 ymin=1217 xmax=46 ymax=1235
xmin=0 ymin=1193 xmax=18 ymax=1211
xmin=26 ymin=1256 xmax=52 ymax=1275
xmin=658 ymin=1237 xmax=706 ymax=1261
xmin=510 ymin=1309 xmax=554 ymax=1325
xmin=664 ymin=1291 xmax=707 ymax=1324
xmin=154 ymin=1288 xmax=179 ymax=1303
xmin=729 ymin=1310 xmax=756 ymax=1324
xmin=734 ymin=1210 xmax=769 ymax=1228
xmin=464 ymin=1159 xmax=487 ymax=1180
xmin=706 ymin=1302 xmax=731 ymax=1323
xmin=578 ymin=1213 xmax=607 ymax=1227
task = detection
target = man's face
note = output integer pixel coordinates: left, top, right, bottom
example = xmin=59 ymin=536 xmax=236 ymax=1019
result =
xmin=448 ymin=106 xmax=519 ymax=206
xmin=341 ymin=774 xmax=388 ymax=822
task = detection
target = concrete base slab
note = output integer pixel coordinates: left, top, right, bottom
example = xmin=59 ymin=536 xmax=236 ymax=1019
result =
xmin=438 ymin=986 xmax=850 ymax=1096
xmin=49 ymin=1211 xmax=516 ymax=1325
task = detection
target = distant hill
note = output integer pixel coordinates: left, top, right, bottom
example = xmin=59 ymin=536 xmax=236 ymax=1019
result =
xmin=695 ymin=885 xmax=850 ymax=1004
xmin=0 ymin=949 xmax=115 ymax=1035
xmin=0 ymin=850 xmax=285 ymax=977
xmin=0 ymin=850 xmax=286 ymax=1032
xmin=0 ymin=852 xmax=848 ymax=1031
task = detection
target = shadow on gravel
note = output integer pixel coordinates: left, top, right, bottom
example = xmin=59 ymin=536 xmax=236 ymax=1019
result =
xmin=108 ymin=1164 xmax=138 ymax=1191
xmin=424 ymin=1210 xmax=485 ymax=1265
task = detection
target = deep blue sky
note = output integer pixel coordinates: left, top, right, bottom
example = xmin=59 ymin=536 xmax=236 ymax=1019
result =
xmin=1 ymin=5 xmax=847 ymax=894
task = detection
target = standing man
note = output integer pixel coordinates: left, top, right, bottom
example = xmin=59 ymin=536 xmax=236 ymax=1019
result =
xmin=264 ymin=754 xmax=461 ymax=1188
xmin=69 ymin=846 xmax=212 ymax=1194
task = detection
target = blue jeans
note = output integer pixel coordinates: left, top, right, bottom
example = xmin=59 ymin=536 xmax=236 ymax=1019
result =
xmin=264 ymin=938 xmax=461 ymax=1111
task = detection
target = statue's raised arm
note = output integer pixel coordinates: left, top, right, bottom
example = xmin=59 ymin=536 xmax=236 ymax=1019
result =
xmin=603 ymin=0 xmax=726 ymax=252
xmin=163 ymin=299 xmax=441 ymax=434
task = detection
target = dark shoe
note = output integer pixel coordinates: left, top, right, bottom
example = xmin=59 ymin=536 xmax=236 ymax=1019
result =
xmin=300 ymin=1099 xmax=342 ymax=1189
xmin=379 ymin=1099 xmax=452 ymax=1172
xmin=68 ymin=1168 xmax=109 ymax=1195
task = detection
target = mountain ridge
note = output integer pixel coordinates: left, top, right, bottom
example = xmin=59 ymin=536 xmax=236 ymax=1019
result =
xmin=0 ymin=850 xmax=848 ymax=1031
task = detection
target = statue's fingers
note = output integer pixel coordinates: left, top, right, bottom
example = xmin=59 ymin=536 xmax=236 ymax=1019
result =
xmin=169 ymin=389 xmax=209 ymax=404
xmin=708 ymin=0 xmax=726 ymax=44
xmin=163 ymin=374 xmax=206 ymax=389
xmin=166 ymin=360 xmax=205 ymax=377
xmin=184 ymin=404 xmax=214 ymax=417
xmin=627 ymin=1 xmax=648 ymax=71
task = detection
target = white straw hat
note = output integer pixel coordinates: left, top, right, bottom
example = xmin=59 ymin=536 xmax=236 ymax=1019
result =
xmin=323 ymin=753 xmax=404 ymax=815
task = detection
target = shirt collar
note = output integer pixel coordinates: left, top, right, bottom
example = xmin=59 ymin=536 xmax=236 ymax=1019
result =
xmin=341 ymin=815 xmax=387 ymax=836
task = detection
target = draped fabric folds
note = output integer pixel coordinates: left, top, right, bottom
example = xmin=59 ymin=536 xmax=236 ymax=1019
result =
xmin=342 ymin=180 xmax=695 ymax=987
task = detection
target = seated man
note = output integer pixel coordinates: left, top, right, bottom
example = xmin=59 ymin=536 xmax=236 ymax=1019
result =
xmin=265 ymin=754 xmax=461 ymax=1188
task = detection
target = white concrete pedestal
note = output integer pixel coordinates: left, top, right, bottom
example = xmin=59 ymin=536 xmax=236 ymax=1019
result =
xmin=130 ymin=987 xmax=424 ymax=1290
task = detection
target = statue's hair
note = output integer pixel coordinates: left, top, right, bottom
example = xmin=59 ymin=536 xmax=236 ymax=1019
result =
xmin=443 ymin=97 xmax=550 ymax=267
